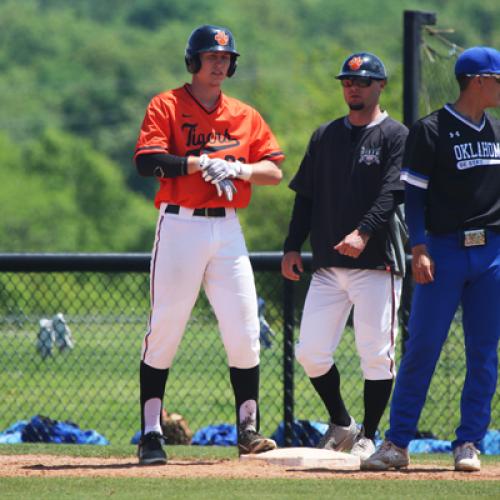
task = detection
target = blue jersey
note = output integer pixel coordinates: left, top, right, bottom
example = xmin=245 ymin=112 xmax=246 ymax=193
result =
xmin=401 ymin=104 xmax=500 ymax=234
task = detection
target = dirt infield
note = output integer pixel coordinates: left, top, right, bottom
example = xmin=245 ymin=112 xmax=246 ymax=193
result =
xmin=1 ymin=454 xmax=499 ymax=480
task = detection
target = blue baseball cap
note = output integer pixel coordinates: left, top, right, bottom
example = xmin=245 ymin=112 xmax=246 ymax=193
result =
xmin=455 ymin=46 xmax=500 ymax=76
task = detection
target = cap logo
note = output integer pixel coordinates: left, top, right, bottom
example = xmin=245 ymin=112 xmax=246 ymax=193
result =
xmin=348 ymin=56 xmax=363 ymax=71
xmin=214 ymin=30 xmax=229 ymax=46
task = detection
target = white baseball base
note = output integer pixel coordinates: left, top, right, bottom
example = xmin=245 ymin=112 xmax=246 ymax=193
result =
xmin=240 ymin=447 xmax=360 ymax=470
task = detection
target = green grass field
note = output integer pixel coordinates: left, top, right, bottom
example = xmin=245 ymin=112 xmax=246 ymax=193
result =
xmin=2 ymin=477 xmax=499 ymax=499
xmin=1 ymin=445 xmax=499 ymax=499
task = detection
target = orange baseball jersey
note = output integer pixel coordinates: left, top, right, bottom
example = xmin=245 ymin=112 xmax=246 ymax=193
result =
xmin=134 ymin=84 xmax=285 ymax=209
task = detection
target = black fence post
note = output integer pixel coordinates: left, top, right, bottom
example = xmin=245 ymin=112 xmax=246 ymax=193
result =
xmin=403 ymin=10 xmax=436 ymax=128
xmin=402 ymin=10 xmax=436 ymax=354
xmin=283 ymin=277 xmax=295 ymax=447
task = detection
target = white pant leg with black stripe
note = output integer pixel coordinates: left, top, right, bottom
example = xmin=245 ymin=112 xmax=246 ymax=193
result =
xmin=296 ymin=267 xmax=401 ymax=380
xmin=142 ymin=203 xmax=260 ymax=370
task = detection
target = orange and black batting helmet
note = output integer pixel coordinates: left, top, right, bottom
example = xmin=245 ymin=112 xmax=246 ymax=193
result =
xmin=185 ymin=25 xmax=240 ymax=77
xmin=336 ymin=52 xmax=387 ymax=80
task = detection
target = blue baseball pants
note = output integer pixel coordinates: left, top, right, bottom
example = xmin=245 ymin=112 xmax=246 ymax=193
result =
xmin=387 ymin=230 xmax=500 ymax=449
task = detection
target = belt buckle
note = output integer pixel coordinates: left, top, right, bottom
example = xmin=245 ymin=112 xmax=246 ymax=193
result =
xmin=463 ymin=229 xmax=486 ymax=247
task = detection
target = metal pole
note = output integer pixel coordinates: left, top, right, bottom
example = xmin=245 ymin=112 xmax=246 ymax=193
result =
xmin=401 ymin=11 xmax=436 ymax=354
xmin=283 ymin=278 xmax=295 ymax=447
xmin=403 ymin=10 xmax=436 ymax=127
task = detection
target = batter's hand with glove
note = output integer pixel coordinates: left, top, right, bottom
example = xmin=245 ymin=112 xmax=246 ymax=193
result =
xmin=214 ymin=178 xmax=238 ymax=202
xmin=199 ymin=154 xmax=249 ymax=202
xmin=201 ymin=158 xmax=252 ymax=183
xmin=200 ymin=153 xmax=251 ymax=179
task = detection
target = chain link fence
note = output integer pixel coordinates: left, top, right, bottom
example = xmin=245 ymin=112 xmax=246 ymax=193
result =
xmin=1 ymin=253 xmax=497 ymax=445
xmin=421 ymin=26 xmax=500 ymax=120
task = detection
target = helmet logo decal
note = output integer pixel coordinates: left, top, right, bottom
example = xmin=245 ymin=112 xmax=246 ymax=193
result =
xmin=348 ymin=56 xmax=363 ymax=71
xmin=214 ymin=30 xmax=229 ymax=46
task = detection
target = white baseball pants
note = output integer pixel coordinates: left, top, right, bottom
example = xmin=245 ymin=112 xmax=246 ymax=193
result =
xmin=296 ymin=267 xmax=401 ymax=380
xmin=141 ymin=203 xmax=260 ymax=370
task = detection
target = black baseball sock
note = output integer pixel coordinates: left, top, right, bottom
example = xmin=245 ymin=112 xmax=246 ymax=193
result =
xmin=310 ymin=364 xmax=351 ymax=427
xmin=229 ymin=365 xmax=259 ymax=430
xmin=140 ymin=361 xmax=169 ymax=435
xmin=363 ymin=378 xmax=393 ymax=440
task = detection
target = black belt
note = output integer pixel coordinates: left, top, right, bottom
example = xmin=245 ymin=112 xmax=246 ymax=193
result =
xmin=165 ymin=204 xmax=226 ymax=217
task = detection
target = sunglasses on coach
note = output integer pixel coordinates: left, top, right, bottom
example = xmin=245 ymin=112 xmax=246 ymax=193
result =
xmin=340 ymin=77 xmax=374 ymax=88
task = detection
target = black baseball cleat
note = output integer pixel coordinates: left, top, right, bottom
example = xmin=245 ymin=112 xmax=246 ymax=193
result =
xmin=138 ymin=432 xmax=168 ymax=465
xmin=238 ymin=428 xmax=277 ymax=455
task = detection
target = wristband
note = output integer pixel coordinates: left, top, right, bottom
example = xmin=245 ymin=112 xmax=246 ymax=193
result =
xmin=237 ymin=163 xmax=252 ymax=181
xmin=136 ymin=153 xmax=187 ymax=178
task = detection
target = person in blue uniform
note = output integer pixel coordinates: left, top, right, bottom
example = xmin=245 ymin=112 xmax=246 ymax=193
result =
xmin=364 ymin=46 xmax=500 ymax=472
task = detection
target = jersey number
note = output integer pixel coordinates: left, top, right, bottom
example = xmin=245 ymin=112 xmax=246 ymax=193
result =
xmin=225 ymin=155 xmax=246 ymax=163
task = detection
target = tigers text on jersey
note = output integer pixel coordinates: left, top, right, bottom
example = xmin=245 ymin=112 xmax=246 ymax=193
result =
xmin=401 ymin=104 xmax=500 ymax=234
xmin=134 ymin=84 xmax=284 ymax=209
xmin=289 ymin=113 xmax=408 ymax=272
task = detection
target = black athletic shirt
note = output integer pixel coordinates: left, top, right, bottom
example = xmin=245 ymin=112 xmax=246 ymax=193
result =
xmin=285 ymin=113 xmax=408 ymax=271
xmin=401 ymin=104 xmax=500 ymax=234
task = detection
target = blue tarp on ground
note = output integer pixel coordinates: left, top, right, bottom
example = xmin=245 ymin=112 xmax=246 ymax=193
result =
xmin=0 ymin=421 xmax=27 ymax=444
xmin=479 ymin=430 xmax=500 ymax=455
xmin=407 ymin=439 xmax=452 ymax=453
xmin=271 ymin=420 xmax=329 ymax=447
xmin=0 ymin=416 xmax=108 ymax=445
xmin=191 ymin=423 xmax=238 ymax=446
xmin=130 ymin=430 xmax=142 ymax=445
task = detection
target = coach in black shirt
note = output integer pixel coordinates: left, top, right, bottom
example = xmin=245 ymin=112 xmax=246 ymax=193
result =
xmin=281 ymin=52 xmax=408 ymax=464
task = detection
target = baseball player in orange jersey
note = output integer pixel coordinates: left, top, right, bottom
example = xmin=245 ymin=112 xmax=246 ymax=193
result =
xmin=133 ymin=24 xmax=284 ymax=465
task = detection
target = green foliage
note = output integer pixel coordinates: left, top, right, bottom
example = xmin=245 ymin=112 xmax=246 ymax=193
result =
xmin=0 ymin=131 xmax=155 ymax=251
xmin=0 ymin=0 xmax=498 ymax=251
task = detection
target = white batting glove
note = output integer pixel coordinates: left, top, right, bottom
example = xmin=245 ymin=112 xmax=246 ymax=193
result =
xmin=202 ymin=158 xmax=232 ymax=183
xmin=202 ymin=158 xmax=252 ymax=183
xmin=199 ymin=154 xmax=211 ymax=170
xmin=215 ymin=179 xmax=237 ymax=202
